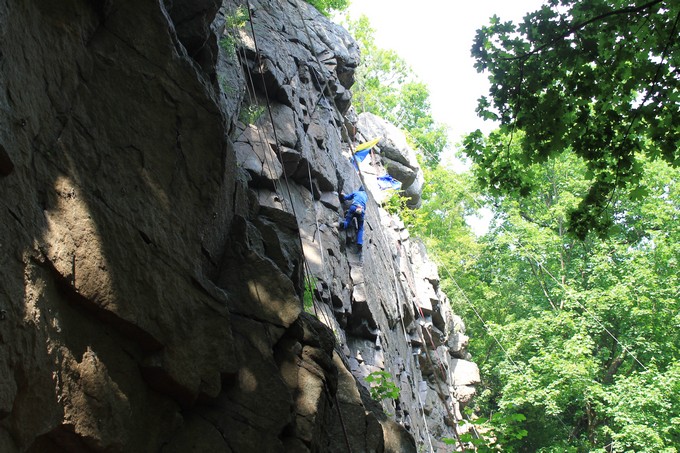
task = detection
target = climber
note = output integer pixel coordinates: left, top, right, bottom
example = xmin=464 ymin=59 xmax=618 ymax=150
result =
xmin=339 ymin=186 xmax=367 ymax=249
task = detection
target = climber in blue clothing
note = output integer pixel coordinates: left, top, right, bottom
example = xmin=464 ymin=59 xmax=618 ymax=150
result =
xmin=339 ymin=187 xmax=367 ymax=248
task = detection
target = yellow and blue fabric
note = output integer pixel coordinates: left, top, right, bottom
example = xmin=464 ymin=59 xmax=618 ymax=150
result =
xmin=350 ymin=138 xmax=380 ymax=170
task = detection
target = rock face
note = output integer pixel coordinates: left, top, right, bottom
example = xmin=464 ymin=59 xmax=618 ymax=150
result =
xmin=355 ymin=113 xmax=425 ymax=208
xmin=0 ymin=0 xmax=476 ymax=452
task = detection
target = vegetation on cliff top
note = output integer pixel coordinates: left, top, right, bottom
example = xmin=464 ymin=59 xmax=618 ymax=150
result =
xmin=305 ymin=0 xmax=349 ymax=17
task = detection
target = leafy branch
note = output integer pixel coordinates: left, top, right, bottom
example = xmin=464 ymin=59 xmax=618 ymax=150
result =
xmin=365 ymin=371 xmax=400 ymax=402
xmin=219 ymin=6 xmax=249 ymax=60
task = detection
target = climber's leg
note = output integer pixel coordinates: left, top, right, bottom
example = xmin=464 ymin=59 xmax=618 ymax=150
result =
xmin=356 ymin=212 xmax=364 ymax=246
xmin=341 ymin=204 xmax=357 ymax=230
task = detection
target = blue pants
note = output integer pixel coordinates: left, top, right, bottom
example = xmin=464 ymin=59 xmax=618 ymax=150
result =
xmin=342 ymin=204 xmax=365 ymax=245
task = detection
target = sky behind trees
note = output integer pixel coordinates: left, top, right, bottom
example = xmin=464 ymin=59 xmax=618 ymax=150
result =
xmin=345 ymin=0 xmax=546 ymax=144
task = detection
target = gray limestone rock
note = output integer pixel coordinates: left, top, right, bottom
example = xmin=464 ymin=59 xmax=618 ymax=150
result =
xmin=357 ymin=113 xmax=419 ymax=171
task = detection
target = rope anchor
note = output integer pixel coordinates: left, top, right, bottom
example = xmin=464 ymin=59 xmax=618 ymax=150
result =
xmin=0 ymin=309 xmax=7 ymax=320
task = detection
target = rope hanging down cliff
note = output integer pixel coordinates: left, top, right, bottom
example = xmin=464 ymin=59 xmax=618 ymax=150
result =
xmin=234 ymin=22 xmax=338 ymax=352
xmin=241 ymin=3 xmax=355 ymax=451
xmin=269 ymin=2 xmax=440 ymax=450
xmin=306 ymin=35 xmax=469 ymax=449
xmin=290 ymin=2 xmax=452 ymax=451
xmin=290 ymin=2 xmax=465 ymax=451
xmin=234 ymin=2 xmax=472 ymax=451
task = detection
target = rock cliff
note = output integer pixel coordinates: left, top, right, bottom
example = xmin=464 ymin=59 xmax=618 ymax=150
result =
xmin=0 ymin=0 xmax=478 ymax=451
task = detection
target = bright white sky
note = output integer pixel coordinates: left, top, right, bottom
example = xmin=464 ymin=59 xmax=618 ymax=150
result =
xmin=344 ymin=0 xmax=546 ymax=146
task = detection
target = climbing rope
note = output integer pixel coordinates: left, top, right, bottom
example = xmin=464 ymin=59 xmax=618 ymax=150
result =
xmin=391 ymin=259 xmax=442 ymax=453
xmin=391 ymin=240 xmax=466 ymax=451
xmin=283 ymin=6 xmax=447 ymax=453
xmin=233 ymin=4 xmax=510 ymax=452
xmin=233 ymin=5 xmax=340 ymax=343
xmin=271 ymin=12 xmax=500 ymax=447
xmin=289 ymin=4 xmax=464 ymax=451
xmin=235 ymin=4 xmax=357 ymax=451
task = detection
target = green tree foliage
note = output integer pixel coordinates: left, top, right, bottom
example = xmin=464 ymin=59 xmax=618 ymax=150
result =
xmin=303 ymin=276 xmax=317 ymax=313
xmin=219 ymin=6 xmax=249 ymax=61
xmin=344 ymin=15 xmax=449 ymax=167
xmin=365 ymin=371 xmax=400 ymax=401
xmin=467 ymin=0 xmax=680 ymax=237
xmin=452 ymin=148 xmax=680 ymax=451
xmin=305 ymin=0 xmax=349 ymax=17
xmin=396 ymin=165 xmax=482 ymax=299
xmin=445 ymin=408 xmax=528 ymax=452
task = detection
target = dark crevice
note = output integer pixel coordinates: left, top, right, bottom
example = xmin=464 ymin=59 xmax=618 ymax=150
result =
xmin=7 ymin=207 xmax=23 ymax=226
xmin=138 ymin=229 xmax=153 ymax=245
xmin=0 ymin=143 xmax=15 ymax=176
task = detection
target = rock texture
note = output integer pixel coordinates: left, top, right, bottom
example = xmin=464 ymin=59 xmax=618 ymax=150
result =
xmin=355 ymin=113 xmax=425 ymax=208
xmin=0 ymin=0 xmax=477 ymax=452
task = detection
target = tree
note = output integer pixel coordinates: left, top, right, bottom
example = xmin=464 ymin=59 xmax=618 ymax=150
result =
xmin=304 ymin=0 xmax=349 ymax=17
xmin=453 ymin=147 xmax=680 ymax=451
xmin=400 ymin=166 xmax=482 ymax=296
xmin=467 ymin=0 xmax=680 ymax=238
xmin=343 ymin=15 xmax=449 ymax=167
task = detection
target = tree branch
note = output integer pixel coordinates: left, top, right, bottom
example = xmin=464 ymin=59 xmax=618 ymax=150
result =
xmin=501 ymin=0 xmax=666 ymax=61
xmin=528 ymin=259 xmax=558 ymax=310
xmin=603 ymin=355 xmax=624 ymax=383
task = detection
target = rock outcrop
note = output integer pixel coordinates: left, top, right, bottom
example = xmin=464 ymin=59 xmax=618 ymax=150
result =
xmin=355 ymin=113 xmax=425 ymax=208
xmin=0 ymin=0 xmax=477 ymax=452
